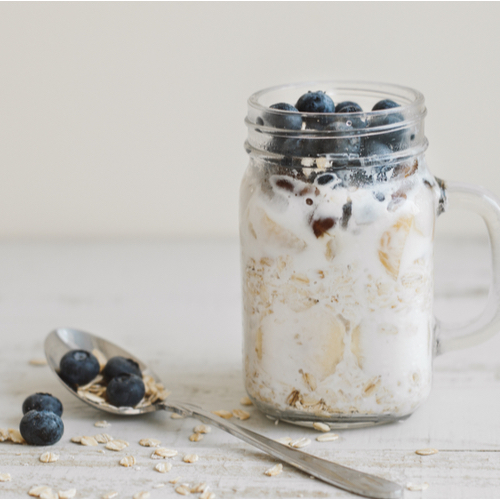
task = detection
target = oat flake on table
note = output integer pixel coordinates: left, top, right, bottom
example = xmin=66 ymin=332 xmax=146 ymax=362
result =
xmin=8 ymin=428 xmax=25 ymax=444
xmin=106 ymin=439 xmax=128 ymax=451
xmin=94 ymin=420 xmax=110 ymax=428
xmin=0 ymin=428 xmax=9 ymax=442
xmin=406 ymin=482 xmax=429 ymax=491
xmin=29 ymin=358 xmax=48 ymax=366
xmin=189 ymin=433 xmax=203 ymax=442
xmin=170 ymin=476 xmax=182 ymax=484
xmin=94 ymin=433 xmax=114 ymax=444
xmin=101 ymin=491 xmax=118 ymax=499
xmin=191 ymin=483 xmax=208 ymax=494
xmin=0 ymin=473 xmax=11 ymax=482
xmin=133 ymin=491 xmax=150 ymax=499
xmin=39 ymin=489 xmax=58 ymax=499
xmin=29 ymin=485 xmax=51 ymax=497
xmin=275 ymin=437 xmax=293 ymax=445
xmin=194 ymin=424 xmax=211 ymax=434
xmin=265 ymin=463 xmax=283 ymax=476
xmin=232 ymin=409 xmax=250 ymax=420
xmin=139 ymin=438 xmax=161 ymax=447
xmin=58 ymin=489 xmax=77 ymax=499
xmin=290 ymin=437 xmax=311 ymax=448
xmin=119 ymin=456 xmax=136 ymax=467
xmin=240 ymin=396 xmax=253 ymax=406
xmin=175 ymin=485 xmax=191 ymax=496
xmin=81 ymin=436 xmax=99 ymax=447
xmin=316 ymin=433 xmax=339 ymax=442
xmin=312 ymin=422 xmax=330 ymax=432
xmin=152 ymin=448 xmax=178 ymax=459
xmin=154 ymin=462 xmax=172 ymax=473
xmin=183 ymin=454 xmax=198 ymax=463
xmin=415 ymin=448 xmax=438 ymax=456
xmin=200 ymin=491 xmax=216 ymax=499
xmin=211 ymin=410 xmax=232 ymax=419
xmin=39 ymin=452 xmax=59 ymax=463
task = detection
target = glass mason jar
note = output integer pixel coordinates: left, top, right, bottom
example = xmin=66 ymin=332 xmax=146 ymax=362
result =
xmin=240 ymin=81 xmax=500 ymax=428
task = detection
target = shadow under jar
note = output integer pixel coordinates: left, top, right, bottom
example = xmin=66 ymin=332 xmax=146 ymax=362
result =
xmin=240 ymin=81 xmax=500 ymax=428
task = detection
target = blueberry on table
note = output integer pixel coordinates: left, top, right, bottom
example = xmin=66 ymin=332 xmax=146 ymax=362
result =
xmin=59 ymin=349 xmax=100 ymax=386
xmin=295 ymin=91 xmax=335 ymax=113
xmin=372 ymin=99 xmax=400 ymax=111
xmin=22 ymin=393 xmax=63 ymax=417
xmin=335 ymin=101 xmax=363 ymax=113
xmin=20 ymin=410 xmax=64 ymax=446
xmin=264 ymin=103 xmax=302 ymax=130
xmin=106 ymin=373 xmax=145 ymax=407
xmin=103 ymin=356 xmax=142 ymax=380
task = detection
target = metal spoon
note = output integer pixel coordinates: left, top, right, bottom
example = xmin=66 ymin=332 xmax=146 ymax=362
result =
xmin=44 ymin=327 xmax=403 ymax=499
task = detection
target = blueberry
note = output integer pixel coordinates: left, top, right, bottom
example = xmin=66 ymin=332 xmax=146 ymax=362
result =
xmin=361 ymin=140 xmax=393 ymax=158
xmin=22 ymin=393 xmax=63 ymax=417
xmin=335 ymin=101 xmax=363 ymax=113
xmin=317 ymin=174 xmax=334 ymax=185
xmin=372 ymin=99 xmax=400 ymax=111
xmin=295 ymin=91 xmax=335 ymax=113
xmin=103 ymin=356 xmax=142 ymax=380
xmin=106 ymin=373 xmax=145 ymax=407
xmin=59 ymin=349 xmax=100 ymax=386
xmin=20 ymin=410 xmax=64 ymax=446
xmin=325 ymin=119 xmax=363 ymax=157
xmin=365 ymin=112 xmax=409 ymax=151
xmin=374 ymin=192 xmax=385 ymax=202
xmin=264 ymin=103 xmax=302 ymax=130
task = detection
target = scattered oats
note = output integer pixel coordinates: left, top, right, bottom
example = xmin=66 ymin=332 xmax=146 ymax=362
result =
xmin=232 ymin=409 xmax=250 ymax=420
xmin=312 ymin=422 xmax=330 ymax=432
xmin=79 ymin=392 xmax=106 ymax=404
xmin=275 ymin=437 xmax=293 ymax=445
xmin=0 ymin=429 xmax=9 ymax=441
xmin=406 ymin=482 xmax=429 ymax=491
xmin=94 ymin=433 xmax=114 ymax=444
xmin=70 ymin=436 xmax=82 ymax=443
xmin=171 ymin=413 xmax=184 ymax=419
xmin=39 ymin=489 xmax=58 ymax=499
xmin=153 ymin=483 xmax=166 ymax=489
xmin=316 ymin=433 xmax=339 ymax=442
xmin=101 ymin=492 xmax=118 ymax=499
xmin=97 ymin=449 xmax=106 ymax=454
xmin=119 ymin=455 xmax=136 ymax=467
xmin=29 ymin=358 xmax=47 ymax=366
xmin=170 ymin=477 xmax=182 ymax=484
xmin=39 ymin=452 xmax=59 ymax=463
xmin=154 ymin=462 xmax=172 ymax=473
xmin=152 ymin=448 xmax=178 ymax=459
xmin=415 ymin=448 xmax=438 ymax=456
xmin=290 ymin=437 xmax=311 ymax=449
xmin=29 ymin=486 xmax=52 ymax=497
xmin=194 ymin=424 xmax=211 ymax=434
xmin=58 ymin=489 xmax=77 ymax=499
xmin=175 ymin=485 xmax=191 ymax=496
xmin=191 ymin=483 xmax=208 ymax=493
xmin=105 ymin=439 xmax=128 ymax=451
xmin=240 ymin=396 xmax=253 ymax=406
xmin=139 ymin=438 xmax=161 ymax=447
xmin=189 ymin=433 xmax=203 ymax=442
xmin=0 ymin=473 xmax=11 ymax=482
xmin=200 ymin=492 xmax=215 ymax=500
xmin=81 ymin=436 xmax=99 ymax=447
xmin=265 ymin=463 xmax=283 ymax=476
xmin=133 ymin=492 xmax=150 ymax=499
xmin=183 ymin=454 xmax=198 ymax=463
xmin=92 ymin=348 xmax=108 ymax=370
xmin=211 ymin=410 xmax=233 ymax=419
xmin=94 ymin=420 xmax=110 ymax=428
xmin=8 ymin=428 xmax=25 ymax=444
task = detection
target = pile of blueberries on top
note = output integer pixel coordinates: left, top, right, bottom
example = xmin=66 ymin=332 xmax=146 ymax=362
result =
xmin=262 ymin=91 xmax=413 ymax=160
xmin=19 ymin=352 xmax=145 ymax=446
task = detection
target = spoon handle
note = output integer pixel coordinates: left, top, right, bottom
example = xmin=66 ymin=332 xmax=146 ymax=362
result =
xmin=165 ymin=402 xmax=403 ymax=499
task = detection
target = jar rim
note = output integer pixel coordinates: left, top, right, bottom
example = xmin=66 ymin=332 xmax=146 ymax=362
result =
xmin=247 ymin=80 xmax=426 ymax=121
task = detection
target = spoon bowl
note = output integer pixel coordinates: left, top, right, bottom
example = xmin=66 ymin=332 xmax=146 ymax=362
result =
xmin=44 ymin=327 xmax=403 ymax=499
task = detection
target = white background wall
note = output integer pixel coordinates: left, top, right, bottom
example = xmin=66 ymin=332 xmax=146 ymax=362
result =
xmin=0 ymin=2 xmax=499 ymax=240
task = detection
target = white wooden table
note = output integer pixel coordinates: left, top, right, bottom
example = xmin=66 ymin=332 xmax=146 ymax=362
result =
xmin=0 ymin=237 xmax=499 ymax=499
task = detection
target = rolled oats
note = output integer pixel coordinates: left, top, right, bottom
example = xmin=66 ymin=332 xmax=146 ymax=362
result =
xmin=154 ymin=462 xmax=172 ymax=473
xmin=183 ymin=454 xmax=198 ymax=463
xmin=119 ymin=456 xmax=136 ymax=467
xmin=290 ymin=437 xmax=311 ymax=449
xmin=406 ymin=482 xmax=429 ymax=491
xmin=133 ymin=492 xmax=150 ymax=499
xmin=29 ymin=358 xmax=48 ymax=366
xmin=175 ymin=485 xmax=191 ymax=496
xmin=191 ymin=483 xmax=208 ymax=494
xmin=312 ymin=422 xmax=330 ymax=432
xmin=316 ymin=433 xmax=339 ymax=442
xmin=193 ymin=424 xmax=211 ymax=434
xmin=39 ymin=489 xmax=58 ymax=499
xmin=29 ymin=486 xmax=52 ymax=497
xmin=275 ymin=437 xmax=293 ymax=445
xmin=92 ymin=348 xmax=108 ymax=370
xmin=171 ymin=413 xmax=184 ymax=419
xmin=8 ymin=429 xmax=25 ymax=444
xmin=415 ymin=448 xmax=438 ymax=456
xmin=153 ymin=484 xmax=166 ymax=489
xmin=0 ymin=429 xmax=9 ymax=442
xmin=189 ymin=433 xmax=203 ymax=442
xmin=211 ymin=410 xmax=233 ymax=419
xmin=169 ymin=477 xmax=182 ymax=484
xmin=70 ymin=436 xmax=83 ymax=443
xmin=240 ymin=396 xmax=253 ymax=406
xmin=81 ymin=436 xmax=99 ymax=447
xmin=101 ymin=492 xmax=118 ymax=499
xmin=39 ymin=452 xmax=59 ymax=463
xmin=139 ymin=438 xmax=161 ymax=447
xmin=58 ymin=489 xmax=77 ymax=499
xmin=94 ymin=420 xmax=110 ymax=428
xmin=232 ymin=409 xmax=250 ymax=420
xmin=265 ymin=463 xmax=283 ymax=476
xmin=152 ymin=448 xmax=178 ymax=459
xmin=200 ymin=492 xmax=215 ymax=500
xmin=105 ymin=440 xmax=128 ymax=451
xmin=94 ymin=433 xmax=114 ymax=444
xmin=0 ymin=473 xmax=11 ymax=482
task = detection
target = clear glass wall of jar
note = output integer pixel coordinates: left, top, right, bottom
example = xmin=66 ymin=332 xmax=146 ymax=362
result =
xmin=240 ymin=82 xmax=445 ymax=428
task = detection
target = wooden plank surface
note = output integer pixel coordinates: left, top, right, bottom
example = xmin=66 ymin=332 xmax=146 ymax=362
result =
xmin=0 ymin=237 xmax=498 ymax=499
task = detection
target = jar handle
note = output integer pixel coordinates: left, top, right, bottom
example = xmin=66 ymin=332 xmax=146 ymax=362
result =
xmin=435 ymin=181 xmax=500 ymax=355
